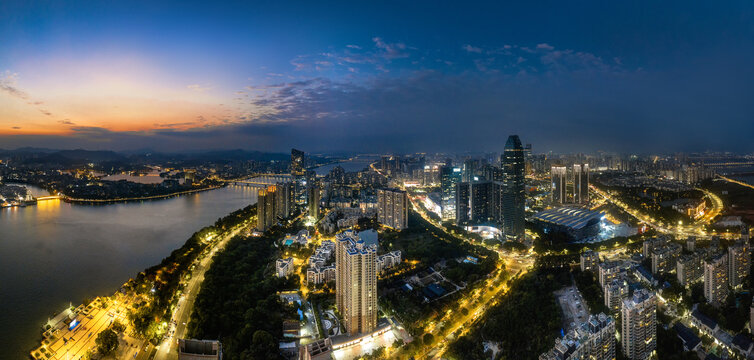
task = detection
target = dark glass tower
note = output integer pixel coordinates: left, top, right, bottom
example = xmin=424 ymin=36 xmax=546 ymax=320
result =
xmin=502 ymin=135 xmax=525 ymax=240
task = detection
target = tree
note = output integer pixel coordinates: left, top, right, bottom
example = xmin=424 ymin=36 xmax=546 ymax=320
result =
xmin=95 ymin=328 xmax=119 ymax=355
xmin=245 ymin=330 xmax=278 ymax=360
xmin=423 ymin=333 xmax=435 ymax=345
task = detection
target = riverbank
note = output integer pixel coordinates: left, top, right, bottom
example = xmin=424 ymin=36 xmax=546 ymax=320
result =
xmin=28 ymin=204 xmax=257 ymax=360
xmin=62 ymin=185 xmax=223 ymax=204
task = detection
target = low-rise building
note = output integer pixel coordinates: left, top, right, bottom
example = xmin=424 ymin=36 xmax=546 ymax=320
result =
xmin=299 ymin=338 xmax=332 ymax=360
xmin=540 ymin=313 xmax=615 ymax=360
xmin=178 ymin=339 xmax=222 ymax=360
xmin=276 ymin=258 xmax=294 ymax=278
xmin=307 ymin=265 xmax=336 ymax=285
xmin=376 ymin=251 xmax=402 ymax=274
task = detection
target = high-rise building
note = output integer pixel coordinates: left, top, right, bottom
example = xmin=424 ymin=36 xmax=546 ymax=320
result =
xmin=440 ymin=166 xmax=462 ymax=220
xmin=455 ymin=182 xmax=471 ymax=225
xmin=377 ymin=188 xmax=408 ymax=230
xmin=599 ymin=261 xmax=623 ymax=287
xmin=291 ymin=148 xmax=306 ymax=177
xmin=621 ymin=289 xmax=657 ymax=360
xmin=728 ymin=239 xmax=750 ymax=289
xmin=462 ymin=159 xmax=481 ymax=182
xmin=573 ymin=163 xmax=589 ymax=205
xmin=642 ymin=237 xmax=667 ymax=258
xmin=650 ymin=243 xmax=682 ymax=275
xmin=257 ymin=182 xmax=294 ymax=232
xmin=604 ymin=278 xmax=629 ymax=314
xmin=551 ymin=165 xmax=567 ymax=204
xmin=580 ymin=250 xmax=600 ymax=272
xmin=308 ymin=183 xmax=321 ymax=220
xmin=704 ymin=253 xmax=729 ymax=307
xmin=470 ymin=181 xmax=503 ymax=224
xmin=677 ymin=252 xmax=703 ymax=286
xmin=502 ymin=135 xmax=525 ymax=240
xmin=335 ymin=232 xmax=377 ymax=335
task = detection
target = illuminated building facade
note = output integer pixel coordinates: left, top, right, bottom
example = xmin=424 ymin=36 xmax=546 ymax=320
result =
xmin=502 ymin=135 xmax=525 ymax=240
xmin=335 ymin=233 xmax=377 ymax=335
xmin=621 ymin=289 xmax=657 ymax=360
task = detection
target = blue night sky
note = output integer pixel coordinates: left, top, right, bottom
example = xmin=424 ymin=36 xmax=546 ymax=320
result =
xmin=1 ymin=1 xmax=753 ymax=154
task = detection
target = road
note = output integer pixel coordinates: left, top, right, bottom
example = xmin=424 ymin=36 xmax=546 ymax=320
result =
xmin=152 ymin=223 xmax=248 ymax=360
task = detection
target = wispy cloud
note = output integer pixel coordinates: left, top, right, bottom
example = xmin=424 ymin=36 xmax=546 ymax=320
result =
xmin=463 ymin=44 xmax=483 ymax=53
xmin=187 ymin=84 xmax=213 ymax=92
xmin=0 ymin=71 xmax=30 ymax=100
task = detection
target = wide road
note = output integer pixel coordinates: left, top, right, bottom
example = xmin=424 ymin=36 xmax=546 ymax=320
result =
xmin=152 ymin=223 xmax=248 ymax=360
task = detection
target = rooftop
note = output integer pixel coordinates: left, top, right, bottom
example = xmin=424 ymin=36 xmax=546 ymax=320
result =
xmin=532 ymin=207 xmax=603 ymax=230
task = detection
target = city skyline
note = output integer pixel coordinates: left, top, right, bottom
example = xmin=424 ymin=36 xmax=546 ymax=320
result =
xmin=2 ymin=1 xmax=754 ymax=153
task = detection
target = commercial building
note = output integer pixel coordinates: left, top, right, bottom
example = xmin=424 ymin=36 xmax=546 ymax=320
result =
xmin=580 ymin=250 xmax=600 ymax=273
xmin=455 ymin=182 xmax=471 ymax=225
xmin=276 ymin=257 xmax=294 ymax=278
xmin=677 ymin=252 xmax=703 ymax=286
xmin=650 ymin=243 xmax=682 ymax=275
xmin=291 ymin=148 xmax=306 ymax=177
xmin=531 ymin=207 xmax=603 ymax=241
xmin=502 ymin=135 xmax=526 ymax=240
xmin=551 ymin=165 xmax=567 ymax=204
xmin=621 ymin=289 xmax=657 ymax=360
xmin=440 ymin=166 xmax=462 ymax=220
xmin=377 ymin=188 xmax=408 ymax=230
xmin=335 ymin=232 xmax=378 ymax=335
xmin=728 ymin=239 xmax=750 ymax=289
xmin=573 ymin=164 xmax=589 ymax=205
xmin=470 ymin=181 xmax=503 ymax=224
xmin=539 ymin=313 xmax=615 ymax=360
xmin=178 ymin=339 xmax=222 ymax=360
xmin=704 ymin=253 xmax=729 ymax=307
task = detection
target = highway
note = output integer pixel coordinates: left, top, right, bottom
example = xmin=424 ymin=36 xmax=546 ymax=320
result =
xmin=152 ymin=222 xmax=249 ymax=360
xmin=718 ymin=174 xmax=754 ymax=191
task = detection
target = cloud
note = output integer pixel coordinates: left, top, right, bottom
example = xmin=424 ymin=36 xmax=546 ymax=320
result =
xmin=346 ymin=44 xmax=362 ymax=49
xmin=463 ymin=44 xmax=483 ymax=53
xmin=11 ymin=126 xmax=21 ymax=129
xmin=536 ymin=43 xmax=555 ymax=51
xmin=58 ymin=119 xmax=75 ymax=125
xmin=0 ymin=71 xmax=30 ymax=100
xmin=187 ymin=84 xmax=213 ymax=92
xmin=372 ymin=37 xmax=409 ymax=59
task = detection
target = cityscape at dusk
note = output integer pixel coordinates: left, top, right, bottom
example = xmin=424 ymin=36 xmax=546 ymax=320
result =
xmin=2 ymin=1 xmax=754 ymax=360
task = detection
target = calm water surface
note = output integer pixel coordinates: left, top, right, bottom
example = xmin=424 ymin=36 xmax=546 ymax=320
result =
xmin=0 ymin=184 xmax=258 ymax=359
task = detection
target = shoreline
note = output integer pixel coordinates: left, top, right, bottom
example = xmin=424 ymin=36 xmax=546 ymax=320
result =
xmin=62 ymin=185 xmax=224 ymax=204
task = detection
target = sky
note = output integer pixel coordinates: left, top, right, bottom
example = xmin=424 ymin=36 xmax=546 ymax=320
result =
xmin=1 ymin=0 xmax=753 ymax=154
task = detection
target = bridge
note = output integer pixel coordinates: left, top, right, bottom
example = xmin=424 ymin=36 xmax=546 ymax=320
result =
xmin=35 ymin=195 xmax=62 ymax=201
xmin=717 ymin=174 xmax=754 ymax=190
xmin=230 ymin=174 xmax=293 ymax=187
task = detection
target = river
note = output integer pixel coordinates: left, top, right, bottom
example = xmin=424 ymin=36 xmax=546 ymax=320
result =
xmin=0 ymin=184 xmax=259 ymax=359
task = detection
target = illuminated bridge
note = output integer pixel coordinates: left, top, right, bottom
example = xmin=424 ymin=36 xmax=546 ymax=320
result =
xmin=231 ymin=174 xmax=293 ymax=187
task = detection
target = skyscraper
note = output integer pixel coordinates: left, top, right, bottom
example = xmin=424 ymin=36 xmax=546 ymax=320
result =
xmin=502 ymin=135 xmax=525 ymax=240
xmin=308 ymin=183 xmax=320 ymax=220
xmin=377 ymin=188 xmax=408 ymax=230
xmin=335 ymin=232 xmax=377 ymax=335
xmin=470 ymin=181 xmax=503 ymax=224
xmin=455 ymin=182 xmax=471 ymax=225
xmin=704 ymin=253 xmax=729 ymax=307
xmin=291 ymin=148 xmax=306 ymax=177
xmin=256 ymin=182 xmax=294 ymax=232
xmin=621 ymin=289 xmax=657 ymax=360
xmin=440 ymin=166 xmax=462 ymax=220
xmin=573 ymin=163 xmax=589 ymax=204
xmin=551 ymin=165 xmax=567 ymax=204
